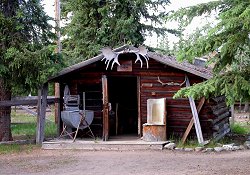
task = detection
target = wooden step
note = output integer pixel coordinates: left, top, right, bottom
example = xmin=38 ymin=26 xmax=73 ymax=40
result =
xmin=42 ymin=139 xmax=169 ymax=150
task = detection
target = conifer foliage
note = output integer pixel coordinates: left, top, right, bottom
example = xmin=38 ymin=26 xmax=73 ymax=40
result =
xmin=0 ymin=0 xmax=59 ymax=141
xmin=61 ymin=0 xmax=175 ymax=64
xmin=168 ymin=0 xmax=250 ymax=105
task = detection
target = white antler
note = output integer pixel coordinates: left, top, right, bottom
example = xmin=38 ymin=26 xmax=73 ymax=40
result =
xmin=101 ymin=46 xmax=149 ymax=70
xmin=134 ymin=46 xmax=149 ymax=68
xmin=101 ymin=47 xmax=120 ymax=70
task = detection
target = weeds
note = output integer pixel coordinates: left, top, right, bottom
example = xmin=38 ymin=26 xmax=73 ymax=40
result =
xmin=231 ymin=123 xmax=250 ymax=135
xmin=11 ymin=110 xmax=57 ymax=140
xmin=11 ymin=122 xmax=57 ymax=139
xmin=0 ymin=144 xmax=21 ymax=154
xmin=0 ymin=144 xmax=39 ymax=155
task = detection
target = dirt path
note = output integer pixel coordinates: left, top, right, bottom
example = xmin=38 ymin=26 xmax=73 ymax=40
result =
xmin=0 ymin=149 xmax=250 ymax=175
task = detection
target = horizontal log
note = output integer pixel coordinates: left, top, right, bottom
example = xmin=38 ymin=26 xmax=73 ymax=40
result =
xmin=141 ymin=85 xmax=182 ymax=91
xmin=213 ymin=127 xmax=230 ymax=141
xmin=0 ymin=97 xmax=59 ymax=107
xmin=212 ymin=119 xmax=230 ymax=131
xmin=211 ymin=102 xmax=227 ymax=111
xmin=212 ymin=96 xmax=226 ymax=103
xmin=141 ymin=76 xmax=185 ymax=81
xmin=140 ymin=72 xmax=186 ymax=77
xmin=212 ymin=112 xmax=230 ymax=124
xmin=212 ymin=106 xmax=229 ymax=116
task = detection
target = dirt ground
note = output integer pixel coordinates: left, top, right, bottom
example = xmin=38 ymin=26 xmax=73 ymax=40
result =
xmin=0 ymin=149 xmax=250 ymax=175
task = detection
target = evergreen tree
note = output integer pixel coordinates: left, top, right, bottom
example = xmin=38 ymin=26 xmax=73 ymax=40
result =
xmin=167 ymin=0 xmax=250 ymax=105
xmin=61 ymin=0 xmax=176 ymax=64
xmin=0 ymin=0 xmax=60 ymax=141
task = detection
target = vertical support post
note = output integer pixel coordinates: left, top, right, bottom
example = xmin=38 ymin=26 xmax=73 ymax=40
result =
xmin=54 ymin=0 xmax=61 ymax=128
xmin=83 ymin=92 xmax=85 ymax=111
xmin=54 ymin=83 xmax=60 ymax=124
xmin=115 ymin=103 xmax=118 ymax=136
xmin=36 ymin=88 xmax=42 ymax=144
xmin=137 ymin=76 xmax=141 ymax=136
xmin=36 ymin=83 xmax=48 ymax=144
xmin=56 ymin=84 xmax=61 ymax=137
xmin=231 ymin=105 xmax=235 ymax=126
xmin=186 ymin=75 xmax=204 ymax=144
xmin=102 ymin=75 xmax=109 ymax=141
xmin=55 ymin=0 xmax=61 ymax=52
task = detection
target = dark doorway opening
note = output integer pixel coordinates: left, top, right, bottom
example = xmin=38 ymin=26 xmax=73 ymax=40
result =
xmin=108 ymin=76 xmax=138 ymax=136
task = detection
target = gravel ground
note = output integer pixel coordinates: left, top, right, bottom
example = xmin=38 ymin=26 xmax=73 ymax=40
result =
xmin=0 ymin=149 xmax=250 ymax=175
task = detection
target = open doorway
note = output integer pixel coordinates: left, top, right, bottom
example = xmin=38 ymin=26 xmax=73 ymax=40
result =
xmin=108 ymin=76 xmax=138 ymax=137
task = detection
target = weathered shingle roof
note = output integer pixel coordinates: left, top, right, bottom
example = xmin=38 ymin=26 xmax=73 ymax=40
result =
xmin=148 ymin=52 xmax=212 ymax=79
xmin=49 ymin=45 xmax=212 ymax=81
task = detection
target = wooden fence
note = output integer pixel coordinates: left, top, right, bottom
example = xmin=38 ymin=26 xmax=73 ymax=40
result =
xmin=0 ymin=96 xmax=58 ymax=107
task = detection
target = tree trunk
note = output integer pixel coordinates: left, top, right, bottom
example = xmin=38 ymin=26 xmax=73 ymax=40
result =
xmin=0 ymin=78 xmax=13 ymax=141
xmin=244 ymin=102 xmax=249 ymax=112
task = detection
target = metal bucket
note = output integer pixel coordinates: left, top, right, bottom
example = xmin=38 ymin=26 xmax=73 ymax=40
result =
xmin=61 ymin=110 xmax=94 ymax=129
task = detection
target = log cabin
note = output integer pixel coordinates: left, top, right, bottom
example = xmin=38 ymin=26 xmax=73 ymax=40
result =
xmin=43 ymin=45 xmax=230 ymax=142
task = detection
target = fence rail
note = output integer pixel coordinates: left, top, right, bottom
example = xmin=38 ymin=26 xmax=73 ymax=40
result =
xmin=0 ymin=96 xmax=59 ymax=107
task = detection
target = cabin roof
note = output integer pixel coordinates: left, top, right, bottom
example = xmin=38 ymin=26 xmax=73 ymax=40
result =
xmin=49 ymin=45 xmax=212 ymax=81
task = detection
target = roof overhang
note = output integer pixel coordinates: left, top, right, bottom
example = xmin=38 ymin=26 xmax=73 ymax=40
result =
xmin=48 ymin=45 xmax=212 ymax=82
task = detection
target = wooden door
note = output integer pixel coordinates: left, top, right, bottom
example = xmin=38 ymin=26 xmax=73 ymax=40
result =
xmin=102 ymin=75 xmax=109 ymax=141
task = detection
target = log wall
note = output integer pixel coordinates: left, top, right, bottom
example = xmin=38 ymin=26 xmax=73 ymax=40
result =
xmin=57 ymin=56 xmax=230 ymax=140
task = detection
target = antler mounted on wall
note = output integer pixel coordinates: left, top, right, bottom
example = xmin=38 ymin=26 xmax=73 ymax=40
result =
xmin=157 ymin=76 xmax=187 ymax=86
xmin=101 ymin=46 xmax=149 ymax=70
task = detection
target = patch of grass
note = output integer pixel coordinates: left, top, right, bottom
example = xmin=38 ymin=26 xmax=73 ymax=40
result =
xmin=231 ymin=123 xmax=250 ymax=135
xmin=11 ymin=123 xmax=36 ymax=139
xmin=45 ymin=122 xmax=57 ymax=137
xmin=176 ymin=139 xmax=203 ymax=148
xmin=169 ymin=134 xmax=203 ymax=148
xmin=0 ymin=144 xmax=21 ymax=154
xmin=0 ymin=144 xmax=39 ymax=155
xmin=11 ymin=111 xmax=57 ymax=140
xmin=11 ymin=112 xmax=36 ymax=123
xmin=11 ymin=110 xmax=55 ymax=123
xmin=11 ymin=122 xmax=57 ymax=139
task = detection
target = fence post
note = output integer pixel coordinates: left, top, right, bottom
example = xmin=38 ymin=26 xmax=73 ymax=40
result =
xmin=36 ymin=83 xmax=48 ymax=144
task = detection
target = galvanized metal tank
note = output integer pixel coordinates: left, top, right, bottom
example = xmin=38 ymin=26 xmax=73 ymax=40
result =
xmin=61 ymin=110 xmax=94 ymax=129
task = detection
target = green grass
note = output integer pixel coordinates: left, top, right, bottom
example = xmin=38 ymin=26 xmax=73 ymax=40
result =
xmin=11 ymin=110 xmax=54 ymax=123
xmin=11 ymin=112 xmax=36 ymax=123
xmin=11 ymin=122 xmax=57 ymax=139
xmin=0 ymin=144 xmax=38 ymax=155
xmin=0 ymin=144 xmax=21 ymax=154
xmin=11 ymin=110 xmax=57 ymax=140
xmin=231 ymin=123 xmax=250 ymax=135
xmin=175 ymin=139 xmax=203 ymax=148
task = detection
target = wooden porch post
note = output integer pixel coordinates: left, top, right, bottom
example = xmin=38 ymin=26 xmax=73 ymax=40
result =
xmin=36 ymin=83 xmax=48 ymax=144
xmin=54 ymin=83 xmax=61 ymax=137
xmin=54 ymin=83 xmax=60 ymax=124
xmin=102 ymin=75 xmax=109 ymax=141
xmin=137 ymin=76 xmax=141 ymax=136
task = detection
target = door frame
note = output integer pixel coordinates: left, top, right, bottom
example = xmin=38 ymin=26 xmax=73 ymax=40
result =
xmin=102 ymin=75 xmax=141 ymax=140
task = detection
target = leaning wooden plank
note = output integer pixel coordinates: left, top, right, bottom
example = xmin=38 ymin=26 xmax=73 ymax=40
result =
xmin=19 ymin=105 xmax=37 ymax=116
xmin=181 ymin=97 xmax=205 ymax=144
xmin=185 ymin=75 xmax=204 ymax=144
